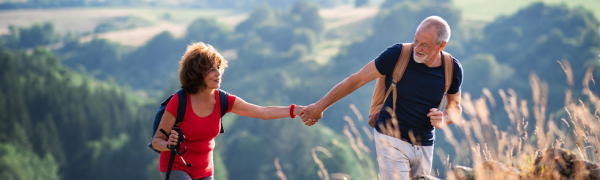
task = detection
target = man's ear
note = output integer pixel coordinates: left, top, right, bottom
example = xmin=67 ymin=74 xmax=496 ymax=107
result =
xmin=438 ymin=41 xmax=447 ymax=51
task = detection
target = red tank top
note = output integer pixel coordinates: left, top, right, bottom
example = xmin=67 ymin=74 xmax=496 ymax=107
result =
xmin=159 ymin=89 xmax=236 ymax=178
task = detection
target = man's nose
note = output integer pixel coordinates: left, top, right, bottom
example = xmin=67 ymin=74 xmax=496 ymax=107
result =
xmin=414 ymin=43 xmax=423 ymax=52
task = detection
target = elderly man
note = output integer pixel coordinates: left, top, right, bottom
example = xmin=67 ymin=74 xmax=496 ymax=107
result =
xmin=299 ymin=16 xmax=463 ymax=179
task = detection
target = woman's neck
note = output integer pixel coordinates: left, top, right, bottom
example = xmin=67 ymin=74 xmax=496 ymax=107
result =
xmin=194 ymin=88 xmax=215 ymax=101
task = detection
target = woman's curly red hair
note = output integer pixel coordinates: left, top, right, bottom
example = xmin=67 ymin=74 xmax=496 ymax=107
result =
xmin=179 ymin=42 xmax=228 ymax=94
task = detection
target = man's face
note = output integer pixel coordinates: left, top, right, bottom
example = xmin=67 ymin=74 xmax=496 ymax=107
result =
xmin=412 ymin=27 xmax=442 ymax=64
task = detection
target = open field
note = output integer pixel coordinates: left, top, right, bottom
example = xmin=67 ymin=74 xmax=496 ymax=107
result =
xmin=0 ymin=5 xmax=380 ymax=51
xmin=319 ymin=5 xmax=378 ymax=30
xmin=78 ymin=22 xmax=187 ymax=46
xmin=454 ymin=0 xmax=600 ymax=22
xmin=0 ymin=0 xmax=597 ymax=58
xmin=0 ymin=7 xmax=246 ymax=45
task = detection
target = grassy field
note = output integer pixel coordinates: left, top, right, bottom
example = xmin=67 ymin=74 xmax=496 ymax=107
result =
xmin=454 ymin=0 xmax=600 ymax=22
xmin=0 ymin=5 xmax=379 ymax=57
xmin=0 ymin=0 xmax=597 ymax=58
xmin=0 ymin=7 xmax=246 ymax=45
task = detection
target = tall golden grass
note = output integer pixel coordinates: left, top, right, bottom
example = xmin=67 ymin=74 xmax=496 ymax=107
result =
xmin=275 ymin=60 xmax=599 ymax=180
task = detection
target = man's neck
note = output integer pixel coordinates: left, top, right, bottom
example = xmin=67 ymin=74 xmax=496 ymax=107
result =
xmin=424 ymin=51 xmax=442 ymax=67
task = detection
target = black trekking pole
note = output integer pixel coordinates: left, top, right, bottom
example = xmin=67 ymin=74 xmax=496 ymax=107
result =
xmin=160 ymin=127 xmax=191 ymax=180
xmin=160 ymin=127 xmax=179 ymax=180
xmin=166 ymin=139 xmax=177 ymax=180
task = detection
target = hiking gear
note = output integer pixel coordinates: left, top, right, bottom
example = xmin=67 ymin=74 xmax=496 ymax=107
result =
xmin=368 ymin=43 xmax=454 ymax=128
xmin=163 ymin=127 xmax=191 ymax=180
xmin=159 ymin=128 xmax=189 ymax=161
xmin=149 ymin=89 xmax=229 ymax=153
xmin=217 ymin=89 xmax=229 ymax=133
xmin=289 ymin=104 xmax=296 ymax=119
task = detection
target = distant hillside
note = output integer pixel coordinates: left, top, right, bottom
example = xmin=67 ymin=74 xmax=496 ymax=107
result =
xmin=0 ymin=0 xmax=351 ymax=10
xmin=0 ymin=47 xmax=156 ymax=180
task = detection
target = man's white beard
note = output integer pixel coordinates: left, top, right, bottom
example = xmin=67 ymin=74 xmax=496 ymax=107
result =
xmin=413 ymin=51 xmax=429 ymax=64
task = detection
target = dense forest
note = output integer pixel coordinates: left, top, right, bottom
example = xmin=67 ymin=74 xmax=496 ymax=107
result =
xmin=0 ymin=0 xmax=599 ymax=179
xmin=0 ymin=47 xmax=156 ymax=179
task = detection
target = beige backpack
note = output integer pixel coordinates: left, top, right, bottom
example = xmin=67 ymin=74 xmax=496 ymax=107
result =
xmin=368 ymin=43 xmax=454 ymax=128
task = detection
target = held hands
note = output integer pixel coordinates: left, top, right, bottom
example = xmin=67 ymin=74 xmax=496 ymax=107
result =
xmin=292 ymin=105 xmax=305 ymax=116
xmin=298 ymin=103 xmax=322 ymax=127
xmin=292 ymin=104 xmax=318 ymax=126
xmin=427 ymin=108 xmax=445 ymax=129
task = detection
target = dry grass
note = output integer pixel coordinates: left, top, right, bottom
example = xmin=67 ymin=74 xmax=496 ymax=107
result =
xmin=273 ymin=104 xmax=378 ymax=180
xmin=274 ymin=60 xmax=599 ymax=180
xmin=436 ymin=60 xmax=599 ymax=180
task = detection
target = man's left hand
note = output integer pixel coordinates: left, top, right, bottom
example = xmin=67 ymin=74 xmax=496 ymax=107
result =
xmin=427 ymin=108 xmax=445 ymax=129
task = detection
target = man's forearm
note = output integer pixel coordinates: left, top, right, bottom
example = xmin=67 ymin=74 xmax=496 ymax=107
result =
xmin=314 ymin=75 xmax=362 ymax=112
xmin=443 ymin=105 xmax=462 ymax=125
xmin=302 ymin=60 xmax=381 ymax=122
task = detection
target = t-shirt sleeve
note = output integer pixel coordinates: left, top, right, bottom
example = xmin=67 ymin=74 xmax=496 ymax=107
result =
xmin=448 ymin=58 xmax=463 ymax=94
xmin=165 ymin=93 xmax=180 ymax=117
xmin=226 ymin=93 xmax=237 ymax=113
xmin=374 ymin=44 xmax=403 ymax=76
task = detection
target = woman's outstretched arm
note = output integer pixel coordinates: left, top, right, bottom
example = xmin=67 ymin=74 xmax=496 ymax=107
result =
xmin=231 ymin=98 xmax=304 ymax=120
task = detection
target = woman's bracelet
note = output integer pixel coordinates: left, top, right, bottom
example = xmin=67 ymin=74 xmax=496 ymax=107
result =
xmin=289 ymin=104 xmax=297 ymax=119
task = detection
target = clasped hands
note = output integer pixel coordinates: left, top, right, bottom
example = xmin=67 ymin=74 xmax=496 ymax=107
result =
xmin=296 ymin=103 xmax=322 ymax=127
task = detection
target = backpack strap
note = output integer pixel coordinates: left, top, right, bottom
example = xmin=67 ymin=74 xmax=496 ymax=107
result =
xmin=175 ymin=89 xmax=187 ymax=126
xmin=438 ymin=51 xmax=454 ymax=110
xmin=218 ymin=89 xmax=228 ymax=133
xmin=382 ymin=43 xmax=413 ymax=120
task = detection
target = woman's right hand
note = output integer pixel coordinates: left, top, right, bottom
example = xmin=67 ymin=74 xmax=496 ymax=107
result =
xmin=167 ymin=130 xmax=179 ymax=148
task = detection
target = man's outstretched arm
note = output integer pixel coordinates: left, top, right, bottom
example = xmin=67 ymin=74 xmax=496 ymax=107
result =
xmin=300 ymin=60 xmax=382 ymax=125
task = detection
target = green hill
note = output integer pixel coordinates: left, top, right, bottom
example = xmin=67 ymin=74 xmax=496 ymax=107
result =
xmin=0 ymin=47 xmax=156 ymax=179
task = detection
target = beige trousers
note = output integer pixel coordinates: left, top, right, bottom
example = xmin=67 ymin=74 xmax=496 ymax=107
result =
xmin=374 ymin=130 xmax=434 ymax=180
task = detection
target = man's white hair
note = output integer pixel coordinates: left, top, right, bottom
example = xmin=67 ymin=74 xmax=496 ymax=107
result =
xmin=416 ymin=16 xmax=451 ymax=45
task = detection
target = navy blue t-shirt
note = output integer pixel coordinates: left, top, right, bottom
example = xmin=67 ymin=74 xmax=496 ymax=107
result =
xmin=374 ymin=44 xmax=463 ymax=146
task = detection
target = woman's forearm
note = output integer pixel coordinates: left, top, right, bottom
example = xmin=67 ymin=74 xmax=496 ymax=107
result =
xmin=231 ymin=98 xmax=303 ymax=120
xmin=259 ymin=106 xmax=297 ymax=120
xmin=152 ymin=137 xmax=170 ymax=151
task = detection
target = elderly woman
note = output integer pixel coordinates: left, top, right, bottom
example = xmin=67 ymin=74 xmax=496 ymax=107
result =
xmin=152 ymin=42 xmax=304 ymax=180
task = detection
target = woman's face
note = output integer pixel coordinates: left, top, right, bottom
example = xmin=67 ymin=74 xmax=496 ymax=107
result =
xmin=204 ymin=63 xmax=222 ymax=90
